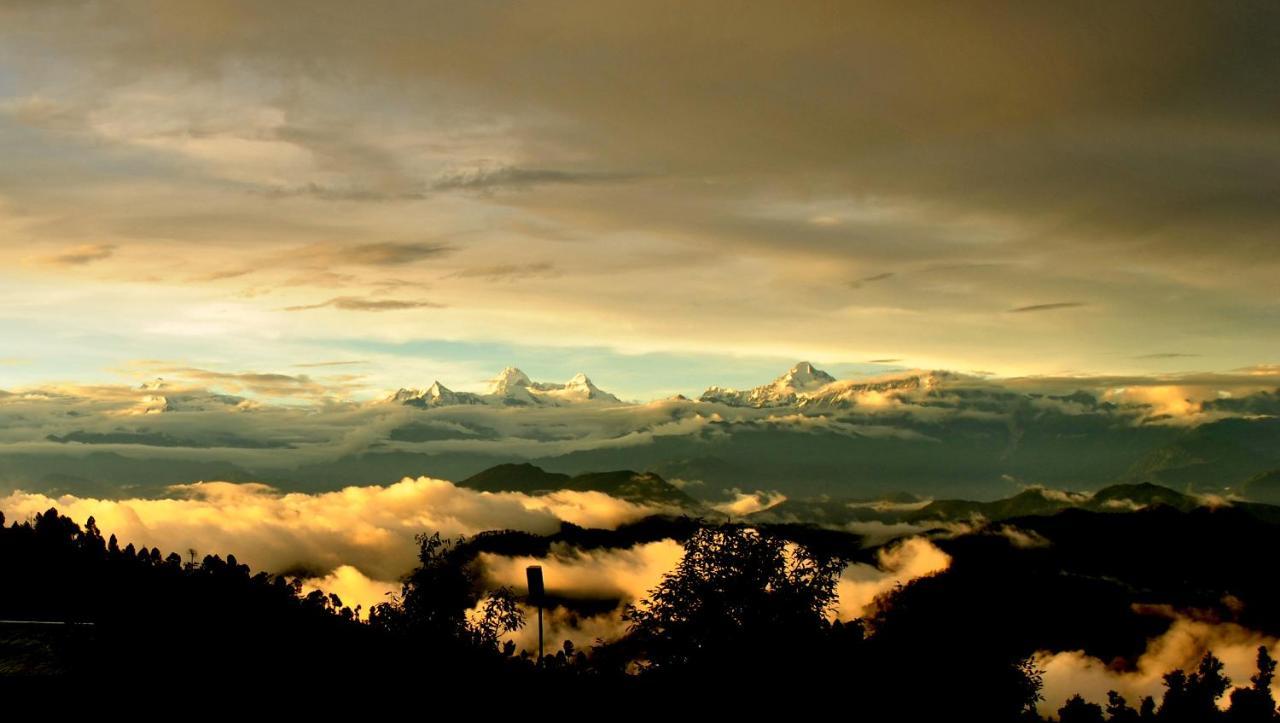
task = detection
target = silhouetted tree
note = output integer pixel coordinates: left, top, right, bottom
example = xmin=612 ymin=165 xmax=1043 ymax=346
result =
xmin=1107 ymin=691 xmax=1142 ymax=723
xmin=1228 ymin=647 xmax=1279 ymax=722
xmin=1160 ymin=652 xmax=1230 ymax=722
xmin=1059 ymin=694 xmax=1105 ymax=723
xmin=368 ymin=531 xmax=524 ymax=656
xmin=620 ymin=525 xmax=845 ymax=680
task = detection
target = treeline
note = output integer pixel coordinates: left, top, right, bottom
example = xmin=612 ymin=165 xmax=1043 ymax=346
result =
xmin=3 ymin=506 xmax=1280 ymax=720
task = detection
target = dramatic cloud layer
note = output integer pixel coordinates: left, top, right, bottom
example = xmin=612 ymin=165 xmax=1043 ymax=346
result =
xmin=1036 ymin=612 xmax=1280 ymax=715
xmin=835 ymin=537 xmax=952 ymax=620
xmin=0 ymin=472 xmax=948 ymax=638
xmin=0 ymin=477 xmax=667 ymax=581
xmin=0 ymin=1 xmax=1276 ymax=388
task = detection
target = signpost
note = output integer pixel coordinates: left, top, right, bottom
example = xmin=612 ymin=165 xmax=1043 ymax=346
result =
xmin=526 ymin=565 xmax=544 ymax=665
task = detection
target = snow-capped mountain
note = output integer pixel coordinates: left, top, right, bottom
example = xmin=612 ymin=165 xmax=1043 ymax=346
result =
xmin=699 ymin=362 xmax=949 ymax=409
xmin=700 ymin=361 xmax=838 ymax=407
xmin=389 ymin=367 xmax=622 ymax=408
xmin=794 ymin=370 xmax=951 ymax=410
xmin=389 ymin=381 xmax=485 ymax=409
xmin=389 ymin=362 xmax=954 ymax=411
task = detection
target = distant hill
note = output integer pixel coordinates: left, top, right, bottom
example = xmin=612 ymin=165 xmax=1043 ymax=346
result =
xmin=747 ymin=481 xmax=1266 ymax=528
xmin=459 ymin=463 xmax=698 ymax=507
xmin=1243 ymin=469 xmax=1280 ymax=505
xmin=459 ymin=463 xmax=572 ymax=494
xmin=1125 ymin=417 xmax=1280 ymax=490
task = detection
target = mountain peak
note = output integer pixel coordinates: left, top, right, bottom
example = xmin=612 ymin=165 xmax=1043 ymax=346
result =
xmin=487 ymin=366 xmax=533 ymax=395
xmin=776 ymin=361 xmax=836 ymax=391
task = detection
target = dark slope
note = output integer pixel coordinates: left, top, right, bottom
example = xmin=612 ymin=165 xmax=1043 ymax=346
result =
xmin=459 ymin=463 xmax=698 ymax=507
xmin=459 ymin=462 xmax=571 ymax=494
xmin=1126 ymin=417 xmax=1280 ymax=489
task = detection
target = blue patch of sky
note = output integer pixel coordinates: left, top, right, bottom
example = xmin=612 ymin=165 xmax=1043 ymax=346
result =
xmin=0 ymin=311 xmax=898 ymax=401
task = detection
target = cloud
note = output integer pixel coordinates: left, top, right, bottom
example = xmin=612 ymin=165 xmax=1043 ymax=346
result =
xmin=480 ymin=540 xmax=685 ymax=607
xmin=448 ymin=262 xmax=557 ymax=280
xmin=712 ymin=490 xmax=787 ymax=517
xmin=34 ymin=244 xmax=117 ymax=266
xmin=837 ymin=537 xmax=951 ymax=620
xmin=283 ymin=296 xmax=445 ymax=312
xmin=1035 ymin=612 xmax=1280 ymax=716
xmin=187 ymin=267 xmax=254 ymax=282
xmin=127 ymin=365 xmax=333 ymax=399
xmin=431 ymin=166 xmax=634 ymax=193
xmin=0 ymin=477 xmax=669 ymax=582
xmin=299 ymin=565 xmax=399 ymax=618
xmin=475 ymin=533 xmax=952 ymax=651
xmin=0 ymin=2 xmax=1277 ymax=380
xmin=1134 ymin=352 xmax=1201 ymax=359
xmin=1008 ymin=302 xmax=1088 ymax=313
xmin=258 ymin=183 xmax=427 ymax=202
xmin=849 ymin=272 xmax=895 ymax=289
xmin=291 ymin=242 xmax=454 ymax=267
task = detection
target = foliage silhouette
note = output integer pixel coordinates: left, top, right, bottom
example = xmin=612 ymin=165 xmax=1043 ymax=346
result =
xmin=4 ymin=503 xmax=1280 ymax=721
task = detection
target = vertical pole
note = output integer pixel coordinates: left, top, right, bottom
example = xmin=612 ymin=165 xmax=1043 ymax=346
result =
xmin=526 ymin=564 xmax=545 ymax=667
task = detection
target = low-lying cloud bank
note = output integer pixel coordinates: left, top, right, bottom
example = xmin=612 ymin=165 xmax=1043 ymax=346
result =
xmin=0 ymin=477 xmax=669 ymax=583
xmin=1 ymin=477 xmax=949 ymax=638
xmin=836 ymin=537 xmax=952 ymax=619
xmin=469 ymin=534 xmax=951 ymax=650
xmin=1035 ymin=611 xmax=1280 ymax=716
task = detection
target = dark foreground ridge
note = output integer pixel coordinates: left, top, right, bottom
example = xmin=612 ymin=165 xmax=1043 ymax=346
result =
xmin=5 ymin=500 xmax=1280 ymax=719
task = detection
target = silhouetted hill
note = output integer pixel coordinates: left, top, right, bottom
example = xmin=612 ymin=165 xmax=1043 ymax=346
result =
xmin=792 ymin=481 xmax=1274 ymax=524
xmin=459 ymin=464 xmax=698 ymax=507
xmin=1243 ymin=469 xmax=1280 ymax=505
xmin=1089 ymin=481 xmax=1194 ymax=510
xmin=460 ymin=462 xmax=571 ymax=494
xmin=909 ymin=488 xmax=1076 ymax=522
xmin=1126 ymin=417 xmax=1280 ymax=490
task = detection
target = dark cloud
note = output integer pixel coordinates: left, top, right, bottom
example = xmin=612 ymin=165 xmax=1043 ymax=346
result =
xmin=38 ymin=243 xmax=116 ymax=266
xmin=1007 ymin=302 xmax=1088 ymax=314
xmin=849 ymin=272 xmax=895 ymax=289
xmin=431 ymin=166 xmax=635 ymax=193
xmin=326 ymin=242 xmax=453 ymax=266
xmin=188 ymin=268 xmax=253 ymax=282
xmin=258 ymin=183 xmax=427 ymax=202
xmin=867 ymin=359 xmax=902 ymax=364
xmin=283 ymin=296 xmax=445 ymax=312
xmin=1134 ymin=353 xmax=1201 ymax=360
xmin=0 ymin=1 xmax=1277 ymax=374
xmin=448 ymin=262 xmax=557 ymax=280
xmin=293 ymin=242 xmax=455 ymax=267
xmin=136 ymin=366 xmax=331 ymax=397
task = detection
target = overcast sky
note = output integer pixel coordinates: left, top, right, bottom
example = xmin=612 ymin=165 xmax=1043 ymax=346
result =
xmin=1 ymin=1 xmax=1277 ymax=399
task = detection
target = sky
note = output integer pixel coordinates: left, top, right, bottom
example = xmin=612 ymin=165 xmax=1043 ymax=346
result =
xmin=1 ymin=1 xmax=1277 ymax=401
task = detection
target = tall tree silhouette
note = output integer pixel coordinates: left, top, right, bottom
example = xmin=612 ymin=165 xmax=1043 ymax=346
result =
xmin=1228 ymin=647 xmax=1279 ymax=722
xmin=620 ymin=525 xmax=845 ymax=678
xmin=1159 ymin=652 xmax=1231 ymax=722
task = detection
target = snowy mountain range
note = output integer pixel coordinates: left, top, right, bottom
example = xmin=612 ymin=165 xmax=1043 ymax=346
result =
xmin=697 ymin=361 xmax=951 ymax=409
xmin=389 ymin=366 xmax=623 ymax=408
xmin=389 ymin=361 xmax=950 ymax=411
xmin=11 ymin=361 xmax=1280 ymax=502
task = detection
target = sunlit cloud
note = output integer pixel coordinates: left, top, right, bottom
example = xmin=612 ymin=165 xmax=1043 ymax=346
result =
xmin=31 ymin=244 xmax=117 ymax=267
xmin=0 ymin=477 xmax=670 ymax=582
xmin=282 ymin=297 xmax=446 ymax=312
xmin=1036 ymin=611 xmax=1280 ymax=715
xmin=1007 ymin=302 xmax=1088 ymax=314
